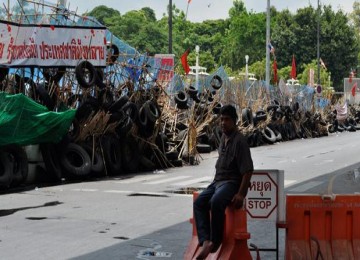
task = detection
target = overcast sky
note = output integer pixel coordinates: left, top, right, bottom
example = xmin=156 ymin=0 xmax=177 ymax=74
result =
xmin=7 ymin=0 xmax=355 ymax=22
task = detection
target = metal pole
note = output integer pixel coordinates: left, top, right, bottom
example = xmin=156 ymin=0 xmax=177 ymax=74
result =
xmin=265 ymin=0 xmax=270 ymax=87
xmin=245 ymin=55 xmax=249 ymax=82
xmin=195 ymin=45 xmax=200 ymax=91
xmin=317 ymin=0 xmax=320 ymax=85
xmin=168 ymin=0 xmax=173 ymax=54
xmin=8 ymin=0 xmax=10 ymax=21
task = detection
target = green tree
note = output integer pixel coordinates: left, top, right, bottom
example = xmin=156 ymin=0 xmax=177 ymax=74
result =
xmin=221 ymin=5 xmax=266 ymax=71
xmin=297 ymin=60 xmax=331 ymax=88
xmin=86 ymin=5 xmax=120 ymax=25
xmin=140 ymin=7 xmax=157 ymax=22
xmin=272 ymin=5 xmax=359 ymax=91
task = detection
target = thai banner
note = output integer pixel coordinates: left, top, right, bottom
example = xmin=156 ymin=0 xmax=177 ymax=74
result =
xmin=0 ymin=20 xmax=107 ymax=67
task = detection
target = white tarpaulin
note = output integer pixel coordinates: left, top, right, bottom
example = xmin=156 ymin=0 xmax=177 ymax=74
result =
xmin=0 ymin=20 xmax=106 ymax=67
xmin=335 ymin=102 xmax=348 ymax=121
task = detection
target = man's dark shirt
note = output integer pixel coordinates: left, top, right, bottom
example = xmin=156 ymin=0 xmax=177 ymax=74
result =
xmin=214 ymin=130 xmax=253 ymax=183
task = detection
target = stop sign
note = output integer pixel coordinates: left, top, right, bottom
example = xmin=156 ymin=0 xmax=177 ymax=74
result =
xmin=246 ymin=172 xmax=278 ymax=219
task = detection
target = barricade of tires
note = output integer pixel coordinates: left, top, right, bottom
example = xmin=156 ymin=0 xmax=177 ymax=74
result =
xmin=241 ymin=102 xmax=360 ymax=148
xmin=2 ymin=62 xmax=360 ymax=189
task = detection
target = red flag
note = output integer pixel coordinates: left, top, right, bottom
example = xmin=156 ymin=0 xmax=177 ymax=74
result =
xmin=273 ymin=59 xmax=278 ymax=84
xmin=351 ymin=82 xmax=357 ymax=97
xmin=291 ymin=55 xmax=296 ymax=79
xmin=181 ymin=49 xmax=190 ymax=75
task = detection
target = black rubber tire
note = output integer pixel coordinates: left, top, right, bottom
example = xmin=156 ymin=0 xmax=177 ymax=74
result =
xmin=171 ymin=159 xmax=183 ymax=167
xmin=109 ymin=95 xmax=129 ymax=113
xmin=75 ymin=61 xmax=97 ymax=88
xmin=121 ymin=136 xmax=140 ymax=173
xmin=40 ymin=143 xmax=63 ymax=182
xmin=98 ymin=88 xmax=114 ymax=111
xmin=255 ymin=110 xmax=267 ymax=122
xmin=196 ymin=144 xmax=212 ymax=153
xmin=95 ymin=68 xmax=106 ymax=89
xmin=210 ymin=75 xmax=223 ymax=90
xmin=175 ymin=90 xmax=188 ymax=108
xmin=241 ymin=108 xmax=253 ymax=126
xmin=262 ymin=127 xmax=276 ymax=144
xmin=101 ymin=135 xmax=122 ymax=175
xmin=121 ymin=102 xmax=138 ymax=122
xmin=75 ymin=98 xmax=100 ymax=122
xmin=328 ymin=124 xmax=336 ymax=133
xmin=107 ymin=44 xmax=119 ymax=65
xmin=81 ymin=144 xmax=105 ymax=175
xmin=36 ymin=83 xmax=55 ymax=110
xmin=116 ymin=115 xmax=133 ymax=137
xmin=166 ymin=150 xmax=179 ymax=161
xmin=187 ymin=86 xmax=198 ymax=99
xmin=0 ymin=67 xmax=9 ymax=82
xmin=43 ymin=67 xmax=66 ymax=83
xmin=138 ymin=105 xmax=149 ymax=128
xmin=156 ymin=132 xmax=168 ymax=154
xmin=144 ymin=100 xmax=161 ymax=123
xmin=266 ymin=105 xmax=279 ymax=112
xmin=212 ymin=102 xmax=222 ymax=114
xmin=0 ymin=149 xmax=13 ymax=188
xmin=140 ymin=155 xmax=156 ymax=171
xmin=3 ymin=144 xmax=28 ymax=186
xmin=61 ymin=143 xmax=92 ymax=178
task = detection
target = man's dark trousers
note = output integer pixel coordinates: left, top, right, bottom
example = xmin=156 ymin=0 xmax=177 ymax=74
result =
xmin=193 ymin=181 xmax=239 ymax=246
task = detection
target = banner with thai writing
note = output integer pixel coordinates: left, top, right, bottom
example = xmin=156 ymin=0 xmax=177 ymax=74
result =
xmin=0 ymin=20 xmax=107 ymax=67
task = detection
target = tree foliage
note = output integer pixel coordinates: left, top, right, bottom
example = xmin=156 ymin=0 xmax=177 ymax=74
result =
xmin=86 ymin=1 xmax=359 ymax=90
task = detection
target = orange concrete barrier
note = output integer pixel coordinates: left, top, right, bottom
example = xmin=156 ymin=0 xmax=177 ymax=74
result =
xmin=286 ymin=194 xmax=360 ymax=260
xmin=184 ymin=192 xmax=252 ymax=260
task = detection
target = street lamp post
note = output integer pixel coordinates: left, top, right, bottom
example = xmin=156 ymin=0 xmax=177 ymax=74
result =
xmin=265 ymin=0 xmax=270 ymax=87
xmin=195 ymin=45 xmax=200 ymax=91
xmin=245 ymin=55 xmax=249 ymax=83
xmin=317 ymin=0 xmax=320 ymax=85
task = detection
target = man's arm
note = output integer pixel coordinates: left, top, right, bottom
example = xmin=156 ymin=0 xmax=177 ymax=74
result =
xmin=231 ymin=171 xmax=252 ymax=209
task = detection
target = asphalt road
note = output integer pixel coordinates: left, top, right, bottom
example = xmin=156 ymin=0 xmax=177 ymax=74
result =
xmin=1 ymin=130 xmax=360 ymax=260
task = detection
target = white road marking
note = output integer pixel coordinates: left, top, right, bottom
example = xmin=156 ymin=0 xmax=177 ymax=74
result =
xmin=145 ymin=176 xmax=191 ymax=185
xmin=71 ymin=188 xmax=98 ymax=192
xmin=284 ymin=180 xmax=297 ymax=187
xmin=103 ymin=190 xmax=133 ymax=194
xmin=113 ymin=174 xmax=166 ymax=184
xmin=171 ymin=176 xmax=213 ymax=187
xmin=288 ymin=181 xmax=324 ymax=192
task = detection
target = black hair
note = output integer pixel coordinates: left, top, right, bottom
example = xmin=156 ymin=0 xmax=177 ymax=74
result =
xmin=220 ymin=104 xmax=238 ymax=122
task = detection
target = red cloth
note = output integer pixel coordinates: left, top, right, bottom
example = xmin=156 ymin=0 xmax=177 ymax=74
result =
xmin=291 ymin=55 xmax=296 ymax=79
xmin=273 ymin=59 xmax=278 ymax=84
xmin=351 ymin=82 xmax=357 ymax=97
xmin=181 ymin=49 xmax=190 ymax=75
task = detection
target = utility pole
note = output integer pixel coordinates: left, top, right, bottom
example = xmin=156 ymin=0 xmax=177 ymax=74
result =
xmin=168 ymin=0 xmax=173 ymax=54
xmin=265 ymin=0 xmax=270 ymax=87
xmin=317 ymin=0 xmax=320 ymax=85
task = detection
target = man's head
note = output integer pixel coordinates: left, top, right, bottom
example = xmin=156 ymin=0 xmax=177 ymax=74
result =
xmin=220 ymin=104 xmax=238 ymax=135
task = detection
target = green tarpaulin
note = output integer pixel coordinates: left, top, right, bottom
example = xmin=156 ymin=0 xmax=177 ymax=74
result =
xmin=0 ymin=92 xmax=76 ymax=146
